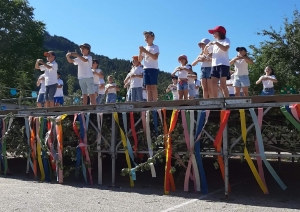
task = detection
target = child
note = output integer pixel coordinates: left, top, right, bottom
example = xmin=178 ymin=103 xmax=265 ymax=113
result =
xmin=54 ymin=72 xmax=64 ymax=106
xmin=138 ymin=31 xmax=159 ymax=102
xmin=166 ymin=76 xmax=179 ymax=100
xmin=66 ymin=43 xmax=96 ymax=105
xmin=192 ymin=38 xmax=213 ymax=98
xmin=256 ymin=66 xmax=278 ymax=96
xmin=194 ymin=72 xmax=201 ymax=99
xmin=187 ymin=71 xmax=197 ymax=99
xmin=171 ymin=55 xmax=194 ymax=100
xmin=92 ymin=59 xmax=104 ymax=100
xmin=105 ymin=75 xmax=120 ymax=103
xmin=124 ymin=56 xmax=144 ymax=102
xmin=36 ymin=74 xmax=45 ymax=108
xmin=204 ymin=26 xmax=230 ymax=98
xmin=35 ymin=51 xmax=58 ymax=108
xmin=230 ymin=47 xmax=254 ymax=96
xmin=97 ymin=77 xmax=105 ymax=104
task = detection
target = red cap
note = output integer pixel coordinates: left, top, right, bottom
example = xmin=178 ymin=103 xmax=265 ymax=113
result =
xmin=178 ymin=54 xmax=187 ymax=62
xmin=208 ymin=26 xmax=226 ymax=35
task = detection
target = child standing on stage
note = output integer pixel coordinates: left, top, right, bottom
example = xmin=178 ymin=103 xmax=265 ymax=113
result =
xmin=36 ymin=74 xmax=45 ymax=108
xmin=92 ymin=59 xmax=103 ymax=102
xmin=192 ymin=38 xmax=213 ymax=98
xmin=54 ymin=72 xmax=64 ymax=106
xmin=166 ymin=76 xmax=179 ymax=100
xmin=204 ymin=26 xmax=230 ymax=98
xmin=172 ymin=55 xmax=194 ymax=100
xmin=124 ymin=56 xmax=144 ymax=102
xmin=66 ymin=43 xmax=96 ymax=105
xmin=194 ymin=72 xmax=201 ymax=98
xmin=230 ymin=47 xmax=254 ymax=96
xmin=256 ymin=66 xmax=278 ymax=96
xmin=97 ymin=77 xmax=106 ymax=104
xmin=105 ymin=75 xmax=120 ymax=103
xmin=138 ymin=31 xmax=160 ymax=102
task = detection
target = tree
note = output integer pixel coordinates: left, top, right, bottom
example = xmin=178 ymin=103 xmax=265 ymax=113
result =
xmin=0 ymin=0 xmax=45 ymax=97
xmin=249 ymin=9 xmax=300 ymax=95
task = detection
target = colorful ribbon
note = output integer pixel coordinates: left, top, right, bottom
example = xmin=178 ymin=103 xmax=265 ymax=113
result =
xmin=113 ymin=112 xmax=134 ymax=187
xmin=39 ymin=117 xmax=50 ymax=182
xmin=55 ymin=114 xmax=67 ymax=183
xmin=25 ymin=117 xmax=34 ymax=174
xmin=97 ymin=113 xmax=103 ymax=184
xmin=239 ymin=109 xmax=268 ymax=194
xmin=254 ymin=108 xmax=268 ymax=193
xmin=250 ymin=108 xmax=287 ymax=190
xmin=45 ymin=119 xmax=57 ymax=172
xmin=29 ymin=117 xmax=37 ymax=178
xmin=122 ymin=113 xmax=137 ymax=165
xmin=152 ymin=111 xmax=158 ymax=136
xmin=164 ymin=109 xmax=178 ymax=194
xmin=281 ymin=106 xmax=300 ymax=130
xmin=146 ymin=111 xmax=156 ymax=178
xmin=289 ymin=105 xmax=300 ymax=122
xmin=35 ymin=118 xmax=45 ymax=181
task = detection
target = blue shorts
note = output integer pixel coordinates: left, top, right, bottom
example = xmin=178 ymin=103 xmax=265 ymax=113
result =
xmin=37 ymin=93 xmax=45 ymax=103
xmin=143 ymin=68 xmax=159 ymax=85
xmin=54 ymin=97 xmax=64 ymax=105
xmin=96 ymin=94 xmax=104 ymax=104
xmin=45 ymin=84 xmax=57 ymax=101
xmin=233 ymin=75 xmax=250 ymax=87
xmin=211 ymin=65 xmax=230 ymax=79
xmin=79 ymin=77 xmax=94 ymax=95
xmin=131 ymin=87 xmax=143 ymax=102
xmin=177 ymin=81 xmax=188 ymax=91
xmin=106 ymin=93 xmax=117 ymax=103
xmin=261 ymin=88 xmax=274 ymax=96
xmin=127 ymin=89 xmax=132 ymax=102
xmin=188 ymin=84 xmax=196 ymax=97
xmin=200 ymin=67 xmax=212 ymax=79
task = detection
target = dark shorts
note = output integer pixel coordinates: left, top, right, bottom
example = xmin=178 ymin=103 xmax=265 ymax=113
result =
xmin=37 ymin=93 xmax=45 ymax=103
xmin=143 ymin=68 xmax=159 ymax=85
xmin=211 ymin=65 xmax=230 ymax=79
xmin=45 ymin=84 xmax=57 ymax=101
xmin=54 ymin=96 xmax=64 ymax=105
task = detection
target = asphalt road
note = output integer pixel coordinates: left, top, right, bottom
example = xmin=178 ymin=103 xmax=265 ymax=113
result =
xmin=0 ymin=158 xmax=299 ymax=211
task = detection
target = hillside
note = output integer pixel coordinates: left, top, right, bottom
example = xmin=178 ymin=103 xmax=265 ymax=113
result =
xmin=43 ymin=32 xmax=172 ymax=99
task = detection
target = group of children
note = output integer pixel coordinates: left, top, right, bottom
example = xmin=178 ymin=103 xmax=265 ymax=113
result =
xmin=35 ymin=26 xmax=278 ymax=108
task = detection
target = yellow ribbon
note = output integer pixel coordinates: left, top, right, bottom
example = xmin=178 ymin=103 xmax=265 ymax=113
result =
xmin=35 ymin=118 xmax=45 ymax=181
xmin=239 ymin=109 xmax=268 ymax=194
xmin=113 ymin=112 xmax=134 ymax=187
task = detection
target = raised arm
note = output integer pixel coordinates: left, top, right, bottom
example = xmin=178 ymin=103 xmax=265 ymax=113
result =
xmin=243 ymin=56 xmax=254 ymax=65
xmin=66 ymin=53 xmax=74 ymax=64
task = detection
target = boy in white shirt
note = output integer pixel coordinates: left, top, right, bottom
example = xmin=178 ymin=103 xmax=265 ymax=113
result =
xmin=66 ymin=43 xmax=96 ymax=105
xmin=97 ymin=77 xmax=106 ymax=104
xmin=138 ymin=31 xmax=160 ymax=102
xmin=124 ymin=56 xmax=144 ymax=102
xmin=36 ymin=74 xmax=46 ymax=108
xmin=92 ymin=59 xmax=103 ymax=99
xmin=166 ymin=76 xmax=179 ymax=100
xmin=35 ymin=51 xmax=58 ymax=108
xmin=194 ymin=72 xmax=201 ymax=99
xmin=105 ymin=75 xmax=120 ymax=103
xmin=54 ymin=72 xmax=64 ymax=106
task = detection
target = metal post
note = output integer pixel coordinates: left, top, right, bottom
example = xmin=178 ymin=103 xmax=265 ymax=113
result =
xmin=223 ymin=123 xmax=229 ymax=197
xmin=110 ymin=113 xmax=116 ymax=186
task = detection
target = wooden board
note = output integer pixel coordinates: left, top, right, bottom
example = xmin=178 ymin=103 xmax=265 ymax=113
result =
xmin=0 ymin=94 xmax=299 ymax=116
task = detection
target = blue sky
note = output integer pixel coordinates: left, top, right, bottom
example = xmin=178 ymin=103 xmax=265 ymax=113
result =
xmin=29 ymin=0 xmax=299 ymax=73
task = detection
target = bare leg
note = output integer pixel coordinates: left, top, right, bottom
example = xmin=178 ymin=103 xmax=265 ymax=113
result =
xmin=183 ymin=90 xmax=189 ymax=100
xmin=89 ymin=93 xmax=96 ymax=105
xmin=37 ymin=103 xmax=42 ymax=108
xmin=207 ymin=78 xmax=213 ymax=98
xmin=150 ymin=85 xmax=158 ymax=102
xmin=242 ymin=87 xmax=249 ymax=96
xmin=178 ymin=90 xmax=183 ymax=100
xmin=201 ymin=79 xmax=208 ymax=98
xmin=211 ymin=77 xmax=219 ymax=98
xmin=234 ymin=87 xmax=241 ymax=97
xmin=45 ymin=101 xmax=50 ymax=108
xmin=219 ymin=77 xmax=229 ymax=97
xmin=49 ymin=101 xmax=55 ymax=107
xmin=82 ymin=94 xmax=88 ymax=105
xmin=146 ymin=85 xmax=152 ymax=101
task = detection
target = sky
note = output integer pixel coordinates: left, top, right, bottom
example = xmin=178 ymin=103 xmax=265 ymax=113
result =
xmin=29 ymin=0 xmax=299 ymax=73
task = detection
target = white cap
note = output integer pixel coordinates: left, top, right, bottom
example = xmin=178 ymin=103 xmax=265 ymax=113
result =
xmin=199 ymin=38 xmax=210 ymax=45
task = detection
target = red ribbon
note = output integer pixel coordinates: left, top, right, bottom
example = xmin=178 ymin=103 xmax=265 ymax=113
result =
xmin=29 ymin=117 xmax=37 ymax=178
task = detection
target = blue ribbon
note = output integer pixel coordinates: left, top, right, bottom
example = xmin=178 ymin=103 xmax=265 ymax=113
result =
xmin=152 ymin=111 xmax=158 ymax=136
xmin=75 ymin=147 xmax=82 ymax=178
xmin=285 ymin=105 xmax=292 ymax=115
xmin=82 ymin=156 xmax=87 ymax=184
xmin=42 ymin=149 xmax=50 ymax=182
xmin=77 ymin=114 xmax=88 ymax=183
xmin=130 ymin=168 xmax=136 ymax=180
xmin=194 ymin=110 xmax=208 ymax=194
xmin=24 ymin=117 xmax=34 ymax=172
xmin=249 ymin=108 xmax=287 ymax=190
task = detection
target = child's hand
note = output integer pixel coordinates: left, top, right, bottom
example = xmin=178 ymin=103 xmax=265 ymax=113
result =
xmin=37 ymin=59 xmax=43 ymax=63
xmin=66 ymin=52 xmax=71 ymax=57
xmin=139 ymin=46 xmax=146 ymax=53
xmin=71 ymin=52 xmax=79 ymax=57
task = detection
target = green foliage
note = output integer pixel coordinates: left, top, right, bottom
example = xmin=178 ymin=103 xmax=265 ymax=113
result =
xmin=0 ymin=0 xmax=45 ymax=97
xmin=249 ymin=9 xmax=300 ymax=95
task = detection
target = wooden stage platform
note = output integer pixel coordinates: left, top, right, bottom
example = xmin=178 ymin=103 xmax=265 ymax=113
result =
xmin=0 ymin=94 xmax=299 ymax=116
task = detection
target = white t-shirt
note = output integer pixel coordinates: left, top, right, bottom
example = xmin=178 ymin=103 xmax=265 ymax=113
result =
xmin=142 ymin=89 xmax=147 ymax=100
xmin=38 ymin=74 xmax=46 ymax=94
xmin=142 ymin=45 xmax=159 ymax=69
xmin=73 ymin=55 xmax=93 ymax=79
xmin=201 ymin=54 xmax=212 ymax=67
xmin=39 ymin=61 xmax=58 ymax=86
xmin=98 ymin=78 xmax=105 ymax=95
xmin=195 ymin=79 xmax=200 ymax=95
xmin=207 ymin=38 xmax=230 ymax=66
xmin=226 ymin=79 xmax=235 ymax=95
xmin=129 ymin=66 xmax=144 ymax=88
xmin=262 ymin=75 xmax=276 ymax=88
xmin=54 ymin=79 xmax=64 ymax=97
xmin=168 ymin=84 xmax=179 ymax=100
xmin=234 ymin=59 xmax=248 ymax=76
xmin=92 ymin=68 xmax=102 ymax=84
xmin=176 ymin=65 xmax=191 ymax=79
xmin=105 ymin=83 xmax=117 ymax=94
